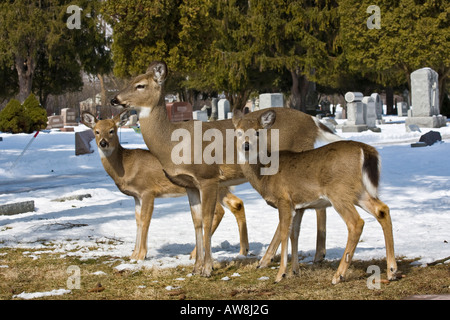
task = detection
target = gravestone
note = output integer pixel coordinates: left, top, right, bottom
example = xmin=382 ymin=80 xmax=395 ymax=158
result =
xmin=371 ymin=93 xmax=383 ymax=122
xmin=127 ymin=114 xmax=138 ymax=126
xmin=397 ymin=102 xmax=408 ymax=116
xmin=406 ymin=124 xmax=421 ymax=133
xmin=334 ymin=104 xmax=343 ymax=119
xmin=211 ymin=98 xmax=218 ymax=120
xmin=362 ymin=96 xmax=377 ymax=128
xmin=61 ymin=108 xmax=78 ymax=126
xmin=342 ymin=92 xmax=368 ymax=132
xmin=218 ymin=99 xmax=230 ymax=120
xmin=166 ymin=102 xmax=193 ymax=122
xmin=0 ymin=200 xmax=34 ymax=215
xmin=259 ymin=93 xmax=283 ymax=109
xmin=46 ymin=115 xmax=64 ymax=129
xmin=75 ymin=130 xmax=95 ymax=156
xmin=419 ymin=131 xmax=441 ymax=146
xmin=406 ymin=68 xmax=446 ymax=128
xmin=192 ymin=110 xmax=209 ymax=122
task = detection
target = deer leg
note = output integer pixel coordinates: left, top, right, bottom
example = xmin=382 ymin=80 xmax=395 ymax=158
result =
xmin=275 ymin=200 xmax=293 ymax=283
xmin=199 ymin=182 xmax=218 ymax=277
xmin=314 ymin=208 xmax=327 ymax=263
xmin=186 ymin=188 xmax=204 ymax=275
xmin=258 ymin=223 xmax=281 ymax=268
xmin=131 ymin=197 xmax=143 ymax=261
xmin=190 ymin=202 xmax=224 ymax=260
xmin=331 ymin=202 xmax=365 ymax=285
xmin=359 ymin=196 xmax=398 ymax=280
xmin=131 ymin=196 xmax=154 ymax=261
xmin=220 ymin=188 xmax=249 ymax=256
xmin=290 ymin=209 xmax=304 ymax=276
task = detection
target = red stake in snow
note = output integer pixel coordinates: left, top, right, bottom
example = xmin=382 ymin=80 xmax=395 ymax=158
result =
xmin=9 ymin=131 xmax=40 ymax=171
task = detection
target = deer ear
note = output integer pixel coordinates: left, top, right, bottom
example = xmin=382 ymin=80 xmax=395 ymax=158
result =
xmin=259 ymin=110 xmax=276 ymax=129
xmin=81 ymin=112 xmax=97 ymax=129
xmin=147 ymin=61 xmax=167 ymax=85
xmin=115 ymin=109 xmax=130 ymax=127
xmin=232 ymin=108 xmax=244 ymax=128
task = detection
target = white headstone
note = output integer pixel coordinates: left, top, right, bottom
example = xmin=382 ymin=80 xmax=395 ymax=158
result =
xmin=370 ymin=93 xmax=383 ymax=120
xmin=218 ymin=99 xmax=230 ymax=120
xmin=192 ymin=110 xmax=209 ymax=122
xmin=259 ymin=93 xmax=284 ymax=109
xmin=406 ymin=67 xmax=446 ymax=128
xmin=410 ymin=67 xmax=439 ymax=117
xmin=362 ymin=96 xmax=376 ymax=128
xmin=345 ymin=92 xmax=363 ymax=103
xmin=346 ymin=101 xmax=365 ymax=125
xmin=342 ymin=93 xmax=368 ymax=132
xmin=397 ymin=102 xmax=408 ymax=116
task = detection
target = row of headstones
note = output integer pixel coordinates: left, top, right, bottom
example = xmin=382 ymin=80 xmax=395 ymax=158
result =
xmin=47 ymin=108 xmax=78 ymax=129
xmin=343 ymin=67 xmax=447 ymax=131
xmin=193 ymin=93 xmax=284 ymax=121
xmin=341 ymin=92 xmax=383 ymax=132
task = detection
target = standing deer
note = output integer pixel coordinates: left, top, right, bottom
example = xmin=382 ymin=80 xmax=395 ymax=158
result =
xmin=232 ymin=109 xmax=398 ymax=283
xmin=111 ymin=61 xmax=341 ymax=276
xmin=81 ymin=110 xmax=249 ymax=261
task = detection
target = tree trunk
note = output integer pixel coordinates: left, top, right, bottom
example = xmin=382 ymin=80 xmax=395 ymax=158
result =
xmin=289 ymin=69 xmax=310 ymax=112
xmin=298 ymin=74 xmax=310 ymax=113
xmin=97 ymin=73 xmax=111 ymax=119
xmin=15 ymin=55 xmax=36 ymax=103
xmin=289 ymin=69 xmax=301 ymax=111
xmin=386 ymin=86 xmax=394 ymax=115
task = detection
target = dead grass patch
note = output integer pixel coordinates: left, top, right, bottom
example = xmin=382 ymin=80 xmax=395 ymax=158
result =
xmin=0 ymin=247 xmax=448 ymax=300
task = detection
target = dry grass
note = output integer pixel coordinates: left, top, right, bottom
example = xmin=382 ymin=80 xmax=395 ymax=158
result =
xmin=0 ymin=247 xmax=449 ymax=301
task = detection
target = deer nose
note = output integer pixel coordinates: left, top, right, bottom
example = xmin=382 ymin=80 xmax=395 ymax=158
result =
xmin=110 ymin=97 xmax=120 ymax=106
xmin=99 ymin=139 xmax=108 ymax=148
xmin=243 ymin=142 xmax=250 ymax=152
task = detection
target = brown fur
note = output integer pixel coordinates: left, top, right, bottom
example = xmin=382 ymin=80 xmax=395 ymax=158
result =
xmin=111 ymin=61 xmax=339 ymax=276
xmin=233 ymin=109 xmax=398 ymax=284
xmin=81 ymin=111 xmax=249 ymax=260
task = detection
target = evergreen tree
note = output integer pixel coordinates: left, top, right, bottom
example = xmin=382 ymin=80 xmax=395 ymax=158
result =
xmin=0 ymin=99 xmax=31 ymax=134
xmin=0 ymin=0 xmax=112 ymax=108
xmin=339 ymin=0 xmax=450 ymax=108
xmin=23 ymin=93 xmax=47 ymax=132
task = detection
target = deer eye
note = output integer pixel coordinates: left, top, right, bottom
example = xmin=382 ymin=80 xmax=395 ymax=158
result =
xmin=135 ymin=84 xmax=146 ymax=90
xmin=109 ymin=129 xmax=114 ymax=134
xmin=95 ymin=130 xmax=99 ymax=135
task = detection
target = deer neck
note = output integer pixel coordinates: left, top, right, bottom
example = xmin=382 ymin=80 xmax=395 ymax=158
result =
xmin=240 ymin=162 xmax=267 ymax=195
xmin=100 ymin=144 xmax=126 ymax=178
xmin=136 ymin=95 xmax=175 ymax=164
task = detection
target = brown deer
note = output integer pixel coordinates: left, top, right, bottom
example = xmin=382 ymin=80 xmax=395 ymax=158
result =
xmin=81 ymin=110 xmax=249 ymax=261
xmin=111 ymin=61 xmax=340 ymax=276
xmin=232 ymin=109 xmax=398 ymax=284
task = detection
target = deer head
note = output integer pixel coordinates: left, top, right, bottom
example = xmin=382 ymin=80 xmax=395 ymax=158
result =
xmin=232 ymin=109 xmax=278 ymax=175
xmin=110 ymin=61 xmax=168 ymax=110
xmin=81 ymin=110 xmax=129 ymax=157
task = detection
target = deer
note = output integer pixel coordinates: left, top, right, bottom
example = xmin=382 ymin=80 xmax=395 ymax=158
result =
xmin=81 ymin=110 xmax=249 ymax=261
xmin=110 ymin=61 xmax=341 ymax=277
xmin=232 ymin=108 xmax=398 ymax=283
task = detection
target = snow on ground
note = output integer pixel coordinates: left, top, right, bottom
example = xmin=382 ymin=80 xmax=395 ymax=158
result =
xmin=0 ymin=116 xmax=449 ymax=272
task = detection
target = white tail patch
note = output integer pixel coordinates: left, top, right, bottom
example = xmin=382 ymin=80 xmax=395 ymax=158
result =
xmin=312 ymin=117 xmax=343 ymax=148
xmin=361 ymin=149 xmax=379 ymax=198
